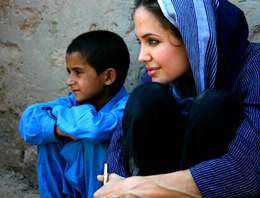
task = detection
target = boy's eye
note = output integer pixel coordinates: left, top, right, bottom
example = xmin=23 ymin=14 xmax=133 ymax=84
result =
xmin=67 ymin=69 xmax=71 ymax=75
xmin=76 ymin=70 xmax=82 ymax=75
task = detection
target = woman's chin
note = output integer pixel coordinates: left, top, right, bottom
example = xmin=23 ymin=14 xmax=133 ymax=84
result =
xmin=152 ymin=78 xmax=170 ymax=85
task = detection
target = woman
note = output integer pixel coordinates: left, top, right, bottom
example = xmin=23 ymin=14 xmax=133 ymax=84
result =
xmin=94 ymin=0 xmax=260 ymax=197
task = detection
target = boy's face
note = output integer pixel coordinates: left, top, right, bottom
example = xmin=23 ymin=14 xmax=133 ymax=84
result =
xmin=66 ymin=52 xmax=107 ymax=104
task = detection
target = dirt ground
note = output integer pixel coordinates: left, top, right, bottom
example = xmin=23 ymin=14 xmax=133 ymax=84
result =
xmin=0 ymin=169 xmax=39 ymax=198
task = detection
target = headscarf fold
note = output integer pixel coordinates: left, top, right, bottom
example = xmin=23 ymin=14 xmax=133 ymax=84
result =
xmin=158 ymin=0 xmax=249 ymax=94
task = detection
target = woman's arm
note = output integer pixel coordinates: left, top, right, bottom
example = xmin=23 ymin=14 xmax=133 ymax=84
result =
xmin=190 ymin=63 xmax=260 ymax=197
xmin=94 ymin=170 xmax=201 ymax=198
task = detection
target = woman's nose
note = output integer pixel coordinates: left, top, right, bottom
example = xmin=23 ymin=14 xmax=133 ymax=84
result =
xmin=138 ymin=46 xmax=151 ymax=63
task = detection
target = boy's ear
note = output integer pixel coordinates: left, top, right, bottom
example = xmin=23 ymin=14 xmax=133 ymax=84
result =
xmin=104 ymin=68 xmax=117 ymax=86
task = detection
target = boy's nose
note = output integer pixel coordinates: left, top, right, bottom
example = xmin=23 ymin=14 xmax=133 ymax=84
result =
xmin=66 ymin=75 xmax=76 ymax=86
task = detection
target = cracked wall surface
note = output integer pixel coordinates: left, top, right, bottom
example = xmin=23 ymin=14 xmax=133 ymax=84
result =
xmin=0 ymin=0 xmax=259 ymax=184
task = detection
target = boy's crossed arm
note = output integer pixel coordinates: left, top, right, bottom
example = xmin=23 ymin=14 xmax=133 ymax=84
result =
xmin=54 ymin=124 xmax=79 ymax=141
xmin=19 ymin=93 xmax=128 ymax=145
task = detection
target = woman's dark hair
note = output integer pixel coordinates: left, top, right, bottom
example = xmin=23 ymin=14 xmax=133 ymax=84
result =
xmin=66 ymin=30 xmax=130 ymax=90
xmin=134 ymin=0 xmax=182 ymax=40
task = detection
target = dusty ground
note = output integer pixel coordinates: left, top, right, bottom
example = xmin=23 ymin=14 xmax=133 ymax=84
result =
xmin=0 ymin=169 xmax=39 ymax=198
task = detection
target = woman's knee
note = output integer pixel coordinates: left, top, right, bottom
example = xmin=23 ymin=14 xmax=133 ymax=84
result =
xmin=180 ymin=90 xmax=244 ymax=169
xmin=190 ymin=89 xmax=243 ymax=121
xmin=123 ymin=82 xmax=180 ymax=122
xmin=186 ymin=89 xmax=244 ymax=147
xmin=126 ymin=82 xmax=175 ymax=108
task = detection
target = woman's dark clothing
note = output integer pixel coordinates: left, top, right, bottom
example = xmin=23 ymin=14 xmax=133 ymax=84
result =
xmin=104 ymin=43 xmax=260 ymax=198
xmin=122 ymin=83 xmax=243 ymax=176
xmin=103 ymin=0 xmax=260 ymax=196
xmin=122 ymin=83 xmax=186 ymax=176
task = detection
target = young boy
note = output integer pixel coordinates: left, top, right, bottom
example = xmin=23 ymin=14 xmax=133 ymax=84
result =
xmin=19 ymin=30 xmax=130 ymax=197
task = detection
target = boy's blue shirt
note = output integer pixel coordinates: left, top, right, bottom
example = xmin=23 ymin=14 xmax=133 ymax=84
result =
xmin=19 ymin=86 xmax=129 ymax=197
xmin=19 ymin=86 xmax=129 ymax=144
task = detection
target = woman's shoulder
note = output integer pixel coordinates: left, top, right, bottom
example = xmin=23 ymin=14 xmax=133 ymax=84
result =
xmin=239 ymin=43 xmax=260 ymax=77
xmin=232 ymin=43 xmax=260 ymax=101
xmin=243 ymin=43 xmax=260 ymax=64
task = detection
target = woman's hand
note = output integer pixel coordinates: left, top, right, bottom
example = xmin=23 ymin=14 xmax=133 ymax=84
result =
xmin=94 ymin=170 xmax=202 ymax=198
xmin=94 ymin=173 xmax=148 ymax=198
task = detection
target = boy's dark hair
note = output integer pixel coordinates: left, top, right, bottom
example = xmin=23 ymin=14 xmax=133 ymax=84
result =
xmin=66 ymin=30 xmax=130 ymax=90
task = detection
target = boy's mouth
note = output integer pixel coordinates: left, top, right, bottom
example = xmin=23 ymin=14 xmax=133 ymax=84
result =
xmin=71 ymin=89 xmax=80 ymax=94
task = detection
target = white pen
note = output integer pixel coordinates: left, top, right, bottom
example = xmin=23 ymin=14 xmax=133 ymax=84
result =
xmin=103 ymin=163 xmax=108 ymax=185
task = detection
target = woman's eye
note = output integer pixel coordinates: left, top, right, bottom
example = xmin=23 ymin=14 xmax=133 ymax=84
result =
xmin=136 ymin=38 xmax=141 ymax=44
xmin=149 ymin=39 xmax=159 ymax=45
xmin=136 ymin=37 xmax=159 ymax=46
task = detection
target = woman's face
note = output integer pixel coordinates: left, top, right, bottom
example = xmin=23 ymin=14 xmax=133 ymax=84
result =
xmin=135 ymin=6 xmax=191 ymax=84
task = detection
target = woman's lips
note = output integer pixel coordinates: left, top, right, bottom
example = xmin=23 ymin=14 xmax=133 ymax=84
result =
xmin=146 ymin=66 xmax=160 ymax=76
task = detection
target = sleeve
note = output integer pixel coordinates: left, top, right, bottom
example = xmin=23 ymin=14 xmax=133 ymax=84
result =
xmin=51 ymin=96 xmax=128 ymax=143
xmin=190 ymin=56 xmax=260 ymax=197
xmin=103 ymin=119 xmax=129 ymax=177
xmin=18 ymin=94 xmax=76 ymax=145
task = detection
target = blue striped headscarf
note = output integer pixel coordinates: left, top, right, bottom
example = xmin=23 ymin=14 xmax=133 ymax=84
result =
xmin=158 ymin=0 xmax=249 ymax=94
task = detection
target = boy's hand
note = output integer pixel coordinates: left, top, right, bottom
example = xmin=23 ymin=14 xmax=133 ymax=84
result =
xmin=55 ymin=125 xmax=79 ymax=140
